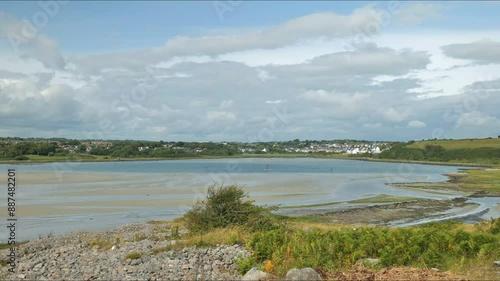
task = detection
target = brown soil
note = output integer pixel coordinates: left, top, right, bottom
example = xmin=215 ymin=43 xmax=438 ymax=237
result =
xmin=326 ymin=266 xmax=468 ymax=281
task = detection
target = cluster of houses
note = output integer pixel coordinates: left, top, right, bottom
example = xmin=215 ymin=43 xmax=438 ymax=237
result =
xmin=283 ymin=143 xmax=383 ymax=154
xmin=238 ymin=142 xmax=386 ymax=155
xmin=1 ymin=138 xmax=388 ymax=156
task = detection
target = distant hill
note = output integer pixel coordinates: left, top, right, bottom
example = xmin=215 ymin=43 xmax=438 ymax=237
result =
xmin=406 ymin=138 xmax=500 ymax=150
xmin=377 ymin=137 xmax=500 ymax=165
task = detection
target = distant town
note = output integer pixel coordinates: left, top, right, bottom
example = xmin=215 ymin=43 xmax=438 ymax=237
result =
xmin=0 ymin=137 xmax=394 ymax=160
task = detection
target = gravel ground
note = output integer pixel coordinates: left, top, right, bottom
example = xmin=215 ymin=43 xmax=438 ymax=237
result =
xmin=0 ymin=222 xmax=250 ymax=281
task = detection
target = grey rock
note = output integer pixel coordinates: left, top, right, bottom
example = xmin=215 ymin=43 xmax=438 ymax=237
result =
xmin=285 ymin=268 xmax=321 ymax=281
xmin=33 ymin=263 xmax=43 ymax=271
xmin=130 ymin=258 xmax=142 ymax=266
xmin=493 ymin=261 xmax=500 ymax=267
xmin=241 ymin=267 xmax=271 ymax=281
xmin=362 ymin=258 xmax=380 ymax=266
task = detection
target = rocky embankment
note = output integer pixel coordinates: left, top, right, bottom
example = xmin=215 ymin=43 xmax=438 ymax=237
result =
xmin=0 ymin=223 xmax=251 ymax=280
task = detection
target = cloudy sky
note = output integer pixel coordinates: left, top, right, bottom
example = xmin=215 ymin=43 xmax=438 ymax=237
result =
xmin=0 ymin=1 xmax=499 ymax=142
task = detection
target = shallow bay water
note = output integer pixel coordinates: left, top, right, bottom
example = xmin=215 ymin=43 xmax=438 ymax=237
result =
xmin=0 ymin=158 xmax=496 ymax=241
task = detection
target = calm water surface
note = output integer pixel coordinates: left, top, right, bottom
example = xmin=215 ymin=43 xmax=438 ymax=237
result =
xmin=1 ymin=158 xmax=494 ymax=241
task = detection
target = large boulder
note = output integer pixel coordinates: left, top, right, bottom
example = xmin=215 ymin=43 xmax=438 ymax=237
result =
xmin=285 ymin=268 xmax=322 ymax=281
xmin=241 ymin=267 xmax=272 ymax=281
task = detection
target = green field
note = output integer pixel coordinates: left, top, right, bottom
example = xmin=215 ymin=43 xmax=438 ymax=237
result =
xmin=407 ymin=138 xmax=500 ymax=149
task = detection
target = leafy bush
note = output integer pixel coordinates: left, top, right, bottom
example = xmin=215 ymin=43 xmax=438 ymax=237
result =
xmin=235 ymin=256 xmax=260 ymax=275
xmin=488 ymin=218 xmax=500 ymax=234
xmin=14 ymin=155 xmax=29 ymax=160
xmin=182 ymin=184 xmax=278 ymax=233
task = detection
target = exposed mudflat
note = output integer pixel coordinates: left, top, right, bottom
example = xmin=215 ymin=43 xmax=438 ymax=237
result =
xmin=278 ymin=197 xmax=484 ymax=226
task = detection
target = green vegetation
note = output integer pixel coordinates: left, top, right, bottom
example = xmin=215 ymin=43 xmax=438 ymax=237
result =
xmin=172 ymin=184 xmax=499 ymax=279
xmin=454 ymin=169 xmax=500 ymax=193
xmin=125 ymin=251 xmax=142 ymax=260
xmin=0 ymin=241 xmax=27 ymax=250
xmin=88 ymin=239 xmax=113 ymax=250
xmin=181 ymin=184 xmax=280 ymax=233
xmin=247 ymin=219 xmax=499 ymax=277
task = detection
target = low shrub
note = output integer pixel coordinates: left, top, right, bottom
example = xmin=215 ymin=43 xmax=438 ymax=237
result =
xmin=182 ymin=184 xmax=279 ymax=233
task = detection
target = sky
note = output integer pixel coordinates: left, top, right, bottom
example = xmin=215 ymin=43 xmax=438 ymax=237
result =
xmin=0 ymin=1 xmax=499 ymax=142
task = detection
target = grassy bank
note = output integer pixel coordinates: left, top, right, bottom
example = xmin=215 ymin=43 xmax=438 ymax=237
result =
xmin=392 ymin=168 xmax=500 ymax=196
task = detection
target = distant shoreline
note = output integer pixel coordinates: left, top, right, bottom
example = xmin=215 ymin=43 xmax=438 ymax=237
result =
xmin=0 ymin=154 xmax=491 ymax=168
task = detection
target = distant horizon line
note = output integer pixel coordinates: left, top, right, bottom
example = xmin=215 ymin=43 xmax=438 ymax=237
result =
xmin=1 ymin=136 xmax=498 ymax=144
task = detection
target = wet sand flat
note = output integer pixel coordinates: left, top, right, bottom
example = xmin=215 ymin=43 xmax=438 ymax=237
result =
xmin=0 ymin=160 xmax=484 ymax=241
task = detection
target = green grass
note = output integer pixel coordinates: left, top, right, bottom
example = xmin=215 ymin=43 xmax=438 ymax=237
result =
xmin=348 ymin=194 xmax=418 ymax=204
xmin=147 ymin=220 xmax=170 ymax=225
xmin=456 ymin=169 xmax=500 ymax=193
xmin=0 ymin=242 xmax=27 ymax=250
xmin=125 ymin=251 xmax=143 ymax=260
xmin=407 ymin=138 xmax=500 ymax=150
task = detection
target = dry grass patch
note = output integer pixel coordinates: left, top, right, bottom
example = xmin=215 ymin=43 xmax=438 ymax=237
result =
xmin=152 ymin=226 xmax=251 ymax=254
xmin=88 ymin=239 xmax=113 ymax=250
xmin=125 ymin=251 xmax=143 ymax=260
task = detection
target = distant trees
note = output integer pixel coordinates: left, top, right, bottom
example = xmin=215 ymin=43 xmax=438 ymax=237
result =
xmin=0 ymin=142 xmax=58 ymax=158
xmin=78 ymin=145 xmax=87 ymax=153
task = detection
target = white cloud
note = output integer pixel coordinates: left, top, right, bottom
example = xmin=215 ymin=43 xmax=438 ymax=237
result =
xmin=442 ymin=39 xmax=500 ymax=63
xmin=1 ymin=5 xmax=500 ymax=141
xmin=257 ymin=68 xmax=273 ymax=81
xmin=300 ymin=89 xmax=367 ymax=106
xmin=407 ymin=120 xmax=426 ymax=128
xmin=362 ymin=123 xmax=383 ymax=129
xmin=377 ymin=107 xmax=410 ymax=122
xmin=219 ymin=100 xmax=234 ymax=109
xmin=458 ymin=111 xmax=500 ymax=127
xmin=265 ymin=100 xmax=285 ymax=104
xmin=393 ymin=3 xmax=445 ymax=25
xmin=206 ymin=111 xmax=236 ymax=121
xmin=0 ymin=12 xmax=66 ymax=70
